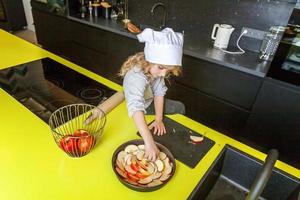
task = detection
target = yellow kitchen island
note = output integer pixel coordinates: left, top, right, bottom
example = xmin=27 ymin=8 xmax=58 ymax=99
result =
xmin=0 ymin=29 xmax=299 ymax=200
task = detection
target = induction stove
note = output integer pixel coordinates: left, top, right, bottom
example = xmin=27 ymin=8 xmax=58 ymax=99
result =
xmin=0 ymin=58 xmax=116 ymax=122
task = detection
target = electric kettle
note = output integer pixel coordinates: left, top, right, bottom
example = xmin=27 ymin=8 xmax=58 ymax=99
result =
xmin=211 ymin=24 xmax=235 ymax=49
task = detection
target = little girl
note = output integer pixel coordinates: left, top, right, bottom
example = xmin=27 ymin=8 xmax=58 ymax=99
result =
xmin=119 ymin=28 xmax=185 ymax=161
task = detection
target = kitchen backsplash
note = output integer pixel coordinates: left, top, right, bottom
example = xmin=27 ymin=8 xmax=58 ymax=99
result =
xmin=125 ymin=0 xmax=297 ymax=52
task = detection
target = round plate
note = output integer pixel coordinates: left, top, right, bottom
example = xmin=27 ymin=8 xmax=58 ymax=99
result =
xmin=112 ymin=139 xmax=176 ymax=192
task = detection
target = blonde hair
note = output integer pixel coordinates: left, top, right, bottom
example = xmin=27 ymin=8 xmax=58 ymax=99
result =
xmin=119 ymin=52 xmax=182 ymax=78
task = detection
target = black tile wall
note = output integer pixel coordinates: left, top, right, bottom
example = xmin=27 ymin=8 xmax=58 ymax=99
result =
xmin=126 ymin=0 xmax=297 ymax=52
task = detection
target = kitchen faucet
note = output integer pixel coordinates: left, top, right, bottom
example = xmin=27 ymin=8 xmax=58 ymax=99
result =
xmin=150 ymin=2 xmax=167 ymax=30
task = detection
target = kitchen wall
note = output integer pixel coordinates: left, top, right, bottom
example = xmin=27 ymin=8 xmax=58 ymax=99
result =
xmin=126 ymin=0 xmax=297 ymax=52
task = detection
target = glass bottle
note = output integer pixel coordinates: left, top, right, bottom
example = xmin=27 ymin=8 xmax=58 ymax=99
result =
xmin=259 ymin=26 xmax=286 ymax=61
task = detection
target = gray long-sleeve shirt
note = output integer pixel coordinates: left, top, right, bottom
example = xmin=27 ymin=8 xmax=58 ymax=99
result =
xmin=123 ymin=66 xmax=168 ymax=117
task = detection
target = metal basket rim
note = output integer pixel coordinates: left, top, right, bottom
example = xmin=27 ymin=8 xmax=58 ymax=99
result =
xmin=49 ymin=103 xmax=106 ymax=137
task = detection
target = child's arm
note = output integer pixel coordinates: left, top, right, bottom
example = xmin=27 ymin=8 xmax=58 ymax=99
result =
xmin=149 ymin=95 xmax=167 ymax=136
xmin=132 ymin=111 xmax=159 ymax=161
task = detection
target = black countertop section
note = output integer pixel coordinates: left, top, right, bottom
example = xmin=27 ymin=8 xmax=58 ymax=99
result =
xmin=68 ymin=15 xmax=270 ymax=77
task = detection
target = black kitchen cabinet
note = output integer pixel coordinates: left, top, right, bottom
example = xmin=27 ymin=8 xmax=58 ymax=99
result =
xmin=243 ymin=78 xmax=300 ymax=168
xmin=167 ymin=81 xmax=250 ymax=137
xmin=178 ymin=55 xmax=263 ymax=110
xmin=0 ymin=0 xmax=27 ymax=32
xmin=68 ymin=20 xmax=143 ymax=84
xmin=32 ymin=8 xmax=70 ymax=58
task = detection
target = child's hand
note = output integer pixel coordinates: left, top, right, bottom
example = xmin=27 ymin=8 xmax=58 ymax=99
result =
xmin=144 ymin=140 xmax=160 ymax=161
xmin=149 ymin=120 xmax=166 ymax=136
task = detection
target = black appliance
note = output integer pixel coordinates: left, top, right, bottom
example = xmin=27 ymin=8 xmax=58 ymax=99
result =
xmin=0 ymin=58 xmax=116 ymax=123
xmin=0 ymin=0 xmax=27 ymax=32
xmin=267 ymin=8 xmax=300 ymax=86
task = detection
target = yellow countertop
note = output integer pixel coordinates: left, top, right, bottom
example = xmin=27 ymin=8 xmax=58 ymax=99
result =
xmin=0 ymin=29 xmax=299 ymax=200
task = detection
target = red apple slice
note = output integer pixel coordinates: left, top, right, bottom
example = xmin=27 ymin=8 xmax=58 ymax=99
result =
xmin=124 ymin=164 xmax=137 ymax=175
xmin=138 ymin=168 xmax=150 ymax=176
xmin=190 ymin=135 xmax=204 ymax=143
xmin=127 ymin=172 xmax=139 ymax=181
xmin=115 ymin=167 xmax=127 ymax=179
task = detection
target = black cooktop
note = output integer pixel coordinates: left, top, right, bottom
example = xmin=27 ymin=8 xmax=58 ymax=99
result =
xmin=0 ymin=58 xmax=116 ymax=122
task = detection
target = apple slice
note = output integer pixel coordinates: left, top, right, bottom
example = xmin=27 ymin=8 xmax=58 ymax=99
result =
xmin=150 ymin=172 xmax=162 ymax=180
xmin=163 ymin=158 xmax=170 ymax=168
xmin=146 ymin=162 xmax=155 ymax=174
xmin=138 ymin=144 xmax=145 ymax=150
xmin=125 ymin=178 xmax=138 ymax=185
xmin=155 ymin=159 xmax=164 ymax=172
xmin=125 ymin=144 xmax=138 ymax=153
xmin=136 ymin=172 xmax=149 ymax=179
xmin=115 ymin=167 xmax=127 ymax=179
xmin=124 ymin=154 xmax=132 ymax=165
xmin=190 ymin=135 xmax=204 ymax=143
xmin=147 ymin=179 xmax=163 ymax=187
xmin=164 ymin=164 xmax=173 ymax=175
xmin=117 ymin=151 xmax=127 ymax=164
xmin=137 ymin=160 xmax=148 ymax=170
xmin=136 ymin=150 xmax=145 ymax=161
xmin=124 ymin=164 xmax=137 ymax=175
xmin=139 ymin=168 xmax=150 ymax=176
xmin=159 ymin=173 xmax=171 ymax=181
xmin=116 ymin=159 xmax=125 ymax=171
xmin=127 ymin=172 xmax=139 ymax=181
xmin=138 ymin=176 xmax=153 ymax=184
xmin=159 ymin=152 xmax=167 ymax=160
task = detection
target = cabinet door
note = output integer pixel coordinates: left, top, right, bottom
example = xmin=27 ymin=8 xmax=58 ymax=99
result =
xmin=244 ymin=78 xmax=300 ymax=168
xmin=68 ymin=20 xmax=143 ymax=84
xmin=32 ymin=9 xmax=70 ymax=57
xmin=167 ymin=81 xmax=250 ymax=137
xmin=176 ymin=55 xmax=263 ymax=110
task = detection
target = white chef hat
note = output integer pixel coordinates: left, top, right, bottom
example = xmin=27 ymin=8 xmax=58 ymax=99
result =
xmin=137 ymin=28 xmax=184 ymax=66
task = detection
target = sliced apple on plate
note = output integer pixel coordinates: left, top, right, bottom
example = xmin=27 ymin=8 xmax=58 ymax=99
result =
xmin=125 ymin=144 xmax=138 ymax=153
xmin=159 ymin=152 xmax=167 ymax=160
xmin=155 ymin=159 xmax=164 ymax=172
xmin=147 ymin=179 xmax=163 ymax=187
xmin=124 ymin=164 xmax=137 ymax=175
xmin=138 ymin=176 xmax=153 ymax=184
xmin=159 ymin=173 xmax=171 ymax=181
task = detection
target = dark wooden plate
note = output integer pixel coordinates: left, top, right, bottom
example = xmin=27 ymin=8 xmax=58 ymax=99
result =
xmin=112 ymin=139 xmax=176 ymax=192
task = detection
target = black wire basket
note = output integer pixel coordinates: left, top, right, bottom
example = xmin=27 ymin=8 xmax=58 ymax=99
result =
xmin=49 ymin=104 xmax=106 ymax=157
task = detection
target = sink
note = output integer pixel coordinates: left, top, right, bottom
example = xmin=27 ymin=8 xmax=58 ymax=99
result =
xmin=188 ymin=146 xmax=299 ymax=200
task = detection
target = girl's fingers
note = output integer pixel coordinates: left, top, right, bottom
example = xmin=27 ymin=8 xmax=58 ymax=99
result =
xmin=153 ymin=126 xmax=158 ymax=135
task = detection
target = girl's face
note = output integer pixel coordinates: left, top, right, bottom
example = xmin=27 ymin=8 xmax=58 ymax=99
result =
xmin=149 ymin=64 xmax=174 ymax=78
